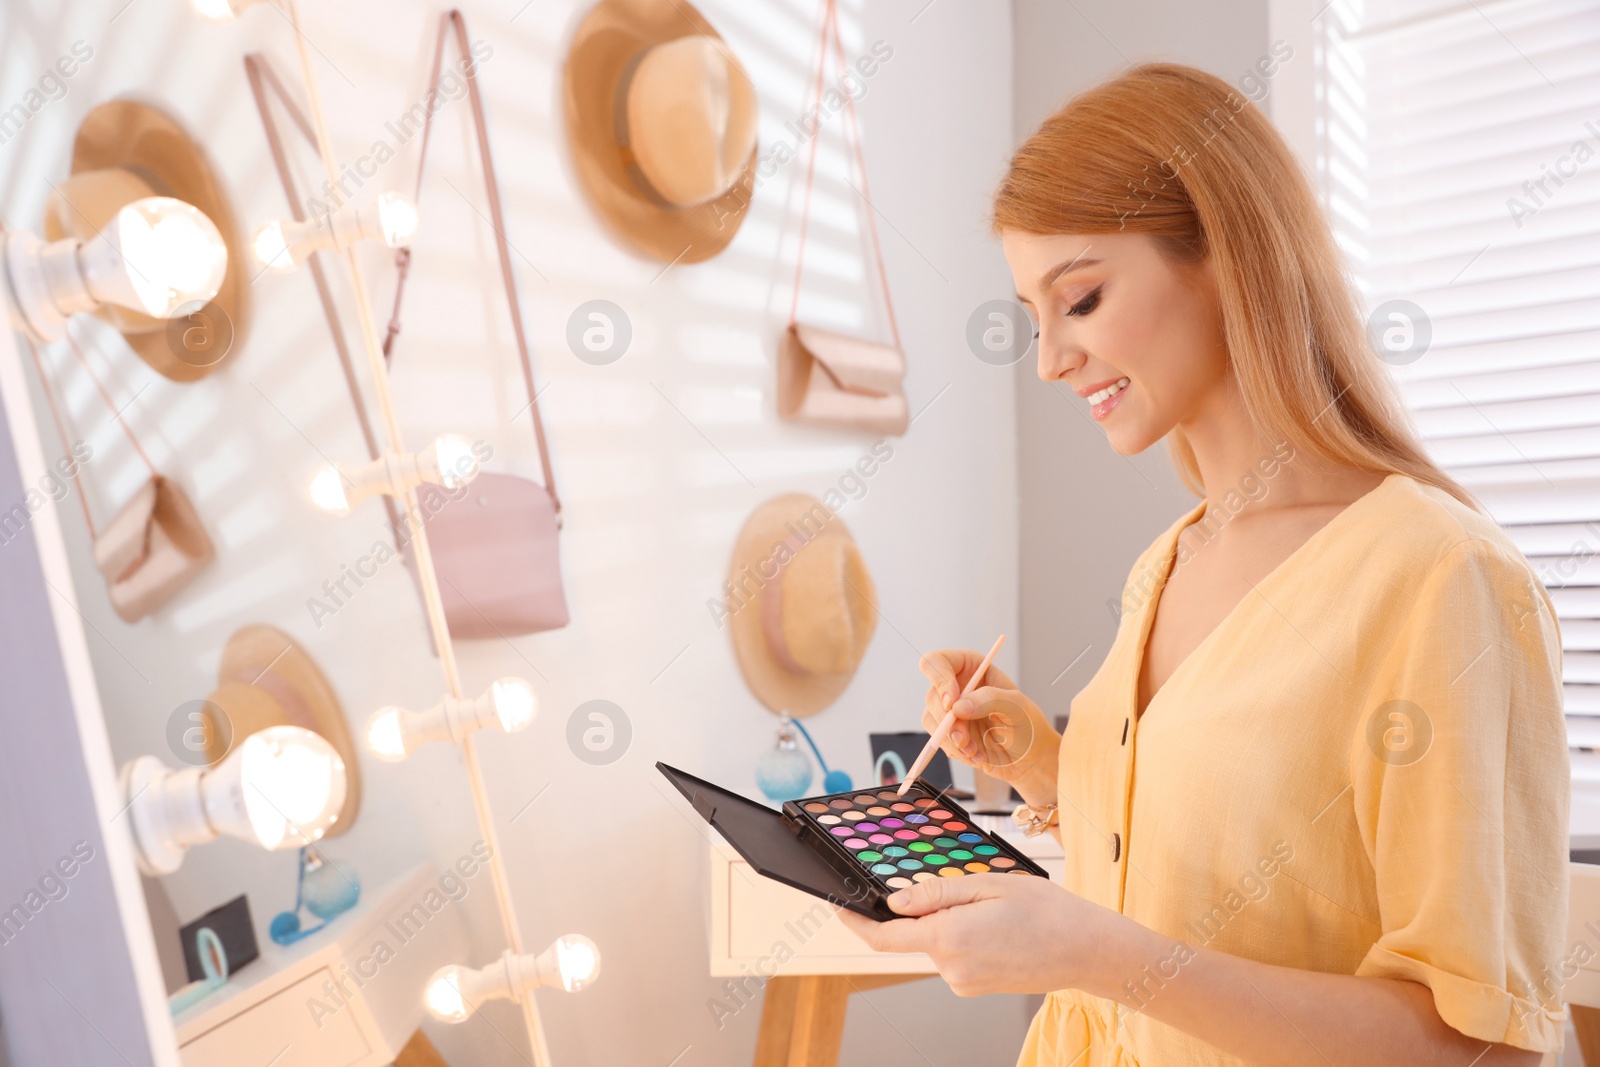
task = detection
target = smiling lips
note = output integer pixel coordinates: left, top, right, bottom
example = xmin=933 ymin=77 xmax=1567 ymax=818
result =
xmin=1082 ymin=376 xmax=1130 ymax=421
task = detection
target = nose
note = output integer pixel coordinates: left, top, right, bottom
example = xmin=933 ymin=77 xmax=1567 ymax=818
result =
xmin=1035 ymin=325 xmax=1085 ymax=383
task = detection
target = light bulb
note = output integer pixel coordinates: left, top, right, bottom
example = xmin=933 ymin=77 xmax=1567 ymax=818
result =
xmin=376 ymin=192 xmax=419 ymax=246
xmin=424 ymin=966 xmax=473 ymax=1023
xmin=307 ymin=465 xmax=351 ymax=516
xmin=365 ymin=707 xmax=411 ymax=762
xmin=430 ymin=434 xmax=479 ymax=489
xmin=364 ymin=678 xmax=537 ymax=762
xmin=252 ymin=192 xmax=419 ymax=273
xmin=307 ymin=435 xmax=480 ymax=517
xmin=2 ymin=196 xmax=229 ymax=343
xmin=121 ymin=725 xmax=348 ymax=876
xmin=491 ymin=678 xmax=537 ymax=733
xmin=424 ymin=936 xmax=601 ymax=1023
xmin=545 ymin=934 xmax=601 ymax=992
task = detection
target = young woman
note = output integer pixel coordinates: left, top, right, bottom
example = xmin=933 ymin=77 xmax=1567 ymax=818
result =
xmin=839 ymin=64 xmax=1569 ymax=1067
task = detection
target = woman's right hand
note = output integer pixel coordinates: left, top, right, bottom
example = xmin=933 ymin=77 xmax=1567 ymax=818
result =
xmin=917 ymin=649 xmax=1060 ymax=801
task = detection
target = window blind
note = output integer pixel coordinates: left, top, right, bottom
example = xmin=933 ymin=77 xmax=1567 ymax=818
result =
xmin=1313 ymin=0 xmax=1600 ymax=800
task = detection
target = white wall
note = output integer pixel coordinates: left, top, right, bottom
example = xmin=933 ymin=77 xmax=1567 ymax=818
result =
xmin=1008 ymin=0 xmax=1270 ymax=726
xmin=0 ymin=0 xmax=1030 ymax=1063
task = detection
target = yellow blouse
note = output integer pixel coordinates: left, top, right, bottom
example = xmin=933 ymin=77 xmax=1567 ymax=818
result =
xmin=1017 ymin=474 xmax=1570 ymax=1066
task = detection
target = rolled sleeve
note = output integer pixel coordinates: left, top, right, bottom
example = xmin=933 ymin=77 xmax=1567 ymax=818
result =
xmin=1349 ymin=538 xmax=1570 ymax=1052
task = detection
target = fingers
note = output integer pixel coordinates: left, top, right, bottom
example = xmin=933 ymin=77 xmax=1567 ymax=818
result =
xmin=917 ymin=649 xmax=970 ymax=709
xmin=837 ymin=909 xmax=926 ymax=954
xmin=887 ymin=873 xmax=990 ymax=917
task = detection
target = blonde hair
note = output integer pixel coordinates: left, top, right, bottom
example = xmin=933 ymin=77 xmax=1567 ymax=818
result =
xmin=992 ymin=62 xmax=1477 ymax=510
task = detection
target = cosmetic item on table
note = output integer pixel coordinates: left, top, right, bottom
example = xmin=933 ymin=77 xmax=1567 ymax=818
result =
xmin=43 ymin=100 xmax=247 ymax=381
xmin=384 ymin=9 xmax=570 ymax=642
xmin=870 ymin=732 xmax=953 ymax=790
xmin=179 ymin=896 xmax=256 ymax=984
xmin=270 ymin=847 xmax=361 ymax=946
xmin=778 ymin=0 xmax=908 ymax=437
xmin=25 ymin=328 xmax=215 ymax=623
xmin=898 ymin=634 xmax=1006 ymax=796
xmin=754 ymin=714 xmax=813 ymax=802
xmin=169 ymin=927 xmax=228 ymax=1016
xmin=728 ymin=494 xmax=877 ymax=717
xmin=564 ymin=0 xmax=759 ymax=263
xmin=658 ymin=762 xmax=1048 ymax=922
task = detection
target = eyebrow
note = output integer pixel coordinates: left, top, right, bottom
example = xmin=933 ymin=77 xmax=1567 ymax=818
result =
xmin=1015 ymin=251 xmax=1102 ymax=303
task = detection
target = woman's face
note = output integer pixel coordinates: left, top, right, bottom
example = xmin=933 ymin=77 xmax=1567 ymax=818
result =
xmin=1002 ymin=230 xmax=1230 ymax=456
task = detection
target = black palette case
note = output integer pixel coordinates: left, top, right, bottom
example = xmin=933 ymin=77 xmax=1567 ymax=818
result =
xmin=656 ymin=762 xmax=1048 ymax=921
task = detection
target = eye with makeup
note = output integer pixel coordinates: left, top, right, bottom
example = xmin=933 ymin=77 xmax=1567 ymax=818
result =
xmin=1063 ymin=285 xmax=1102 ymax=318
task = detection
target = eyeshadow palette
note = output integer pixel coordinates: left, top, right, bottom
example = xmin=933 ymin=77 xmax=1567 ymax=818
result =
xmin=657 ymin=762 xmax=1048 ymax=921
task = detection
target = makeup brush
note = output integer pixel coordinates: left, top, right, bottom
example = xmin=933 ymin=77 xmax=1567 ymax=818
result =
xmin=897 ymin=634 xmax=1006 ymax=797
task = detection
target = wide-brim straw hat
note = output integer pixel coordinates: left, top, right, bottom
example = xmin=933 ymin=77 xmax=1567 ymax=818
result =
xmin=42 ymin=100 xmax=248 ymax=382
xmin=199 ymin=625 xmax=360 ymax=837
xmin=729 ymin=494 xmax=877 ymax=717
xmin=563 ymin=0 xmax=760 ymax=264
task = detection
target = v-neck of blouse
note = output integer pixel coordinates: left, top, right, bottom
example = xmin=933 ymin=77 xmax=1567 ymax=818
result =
xmin=1129 ymin=473 xmax=1401 ymax=725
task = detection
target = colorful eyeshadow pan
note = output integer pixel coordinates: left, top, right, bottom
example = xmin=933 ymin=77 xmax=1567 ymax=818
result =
xmin=779 ymin=777 xmax=1050 ymax=910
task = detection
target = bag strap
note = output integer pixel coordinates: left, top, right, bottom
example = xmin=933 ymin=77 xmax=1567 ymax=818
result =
xmin=23 ymin=329 xmax=158 ymax=539
xmin=788 ymin=0 xmax=902 ymax=351
xmin=244 ymin=52 xmax=404 ymax=545
xmin=383 ymin=9 xmax=561 ymax=515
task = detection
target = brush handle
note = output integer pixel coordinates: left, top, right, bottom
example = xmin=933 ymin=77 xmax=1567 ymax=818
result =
xmin=898 ymin=634 xmax=1006 ymax=795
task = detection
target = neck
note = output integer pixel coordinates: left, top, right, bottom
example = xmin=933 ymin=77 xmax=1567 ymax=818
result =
xmin=1178 ymin=376 xmax=1382 ymax=514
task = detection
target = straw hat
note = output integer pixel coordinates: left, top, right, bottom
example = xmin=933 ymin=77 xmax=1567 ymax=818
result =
xmin=42 ymin=100 xmax=248 ymax=382
xmin=729 ymin=494 xmax=877 ymax=717
xmin=563 ymin=0 xmax=759 ymax=264
xmin=198 ymin=625 xmax=360 ymax=836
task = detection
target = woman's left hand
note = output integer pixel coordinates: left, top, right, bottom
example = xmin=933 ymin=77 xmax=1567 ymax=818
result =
xmin=837 ymin=873 xmax=1147 ymax=998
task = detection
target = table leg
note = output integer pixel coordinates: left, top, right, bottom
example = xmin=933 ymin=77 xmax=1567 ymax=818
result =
xmin=1572 ymin=1003 xmax=1600 ymax=1066
xmin=752 ymin=974 xmax=927 ymax=1067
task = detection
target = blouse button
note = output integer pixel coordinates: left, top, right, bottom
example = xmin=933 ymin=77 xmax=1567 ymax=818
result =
xmin=1111 ymin=832 xmax=1122 ymax=862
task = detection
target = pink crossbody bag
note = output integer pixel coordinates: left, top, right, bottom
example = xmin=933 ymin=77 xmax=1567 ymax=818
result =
xmin=381 ymin=9 xmax=570 ymax=639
